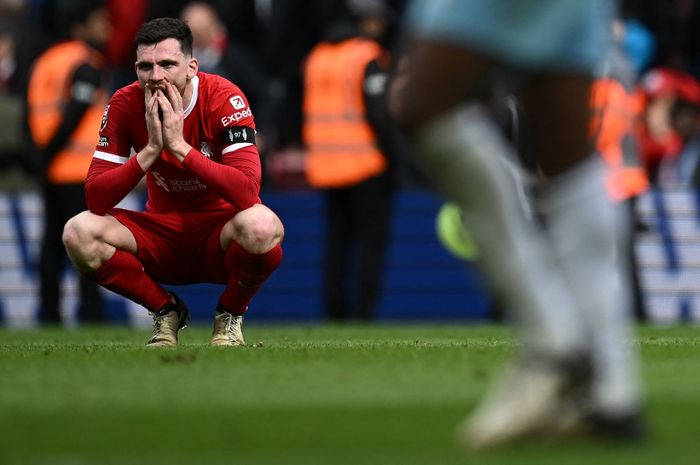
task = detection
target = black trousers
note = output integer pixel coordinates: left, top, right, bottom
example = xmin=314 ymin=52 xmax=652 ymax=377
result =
xmin=39 ymin=182 xmax=104 ymax=323
xmin=322 ymin=173 xmax=394 ymax=321
xmin=625 ymin=196 xmax=648 ymax=322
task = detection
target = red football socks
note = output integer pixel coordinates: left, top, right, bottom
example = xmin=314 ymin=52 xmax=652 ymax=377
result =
xmin=88 ymin=249 xmax=171 ymax=313
xmin=219 ymin=241 xmax=283 ymax=314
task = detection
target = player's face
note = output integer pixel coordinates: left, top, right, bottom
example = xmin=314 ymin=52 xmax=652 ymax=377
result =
xmin=135 ymin=38 xmax=198 ymax=96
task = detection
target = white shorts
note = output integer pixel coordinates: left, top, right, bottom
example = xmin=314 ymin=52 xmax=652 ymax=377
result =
xmin=405 ymin=0 xmax=615 ymax=73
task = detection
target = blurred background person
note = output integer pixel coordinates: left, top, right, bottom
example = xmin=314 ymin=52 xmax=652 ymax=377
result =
xmin=180 ymin=1 xmax=271 ymax=153
xmin=26 ymin=0 xmax=111 ymax=325
xmin=260 ymin=0 xmax=344 ymax=161
xmin=635 ymin=66 xmax=700 ymax=186
xmin=0 ymin=19 xmax=24 ymax=177
xmin=0 ymin=0 xmax=48 ymax=181
xmin=590 ymin=18 xmax=652 ymax=323
xmin=302 ymin=0 xmax=401 ymax=322
xmin=104 ymin=0 xmax=148 ymax=91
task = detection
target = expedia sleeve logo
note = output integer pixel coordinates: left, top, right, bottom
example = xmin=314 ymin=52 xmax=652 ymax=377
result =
xmin=221 ymin=94 xmax=253 ymax=126
xmin=229 ymin=95 xmax=246 ymax=109
xmin=221 ymin=126 xmax=256 ymax=145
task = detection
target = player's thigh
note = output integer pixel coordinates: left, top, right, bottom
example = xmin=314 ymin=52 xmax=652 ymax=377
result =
xmin=65 ymin=210 xmax=137 ymax=253
xmin=517 ymin=74 xmax=594 ymax=177
xmin=390 ymin=40 xmax=494 ymax=128
xmin=92 ymin=213 xmax=138 ymax=254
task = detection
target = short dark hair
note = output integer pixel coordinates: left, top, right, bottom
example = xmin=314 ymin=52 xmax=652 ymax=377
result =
xmin=134 ymin=18 xmax=193 ymax=56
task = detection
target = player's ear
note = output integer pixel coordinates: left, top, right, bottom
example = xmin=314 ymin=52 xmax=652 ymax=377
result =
xmin=187 ymin=57 xmax=199 ymax=80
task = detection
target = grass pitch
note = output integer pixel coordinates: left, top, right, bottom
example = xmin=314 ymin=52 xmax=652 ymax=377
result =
xmin=0 ymin=324 xmax=698 ymax=465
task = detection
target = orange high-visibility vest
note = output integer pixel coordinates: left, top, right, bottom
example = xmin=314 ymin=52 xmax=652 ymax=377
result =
xmin=590 ymin=77 xmax=649 ymax=201
xmin=28 ymin=41 xmax=106 ymax=184
xmin=303 ymin=37 xmax=387 ymax=188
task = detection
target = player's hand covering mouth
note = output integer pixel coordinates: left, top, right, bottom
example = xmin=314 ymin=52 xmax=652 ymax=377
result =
xmin=145 ymin=81 xmax=166 ymax=93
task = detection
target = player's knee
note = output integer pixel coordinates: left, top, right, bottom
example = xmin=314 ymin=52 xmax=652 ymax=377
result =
xmin=243 ymin=215 xmax=283 ymax=250
xmin=62 ymin=215 xmax=82 ymax=252
xmin=233 ymin=207 xmax=284 ymax=253
xmin=62 ymin=211 xmax=92 ymax=253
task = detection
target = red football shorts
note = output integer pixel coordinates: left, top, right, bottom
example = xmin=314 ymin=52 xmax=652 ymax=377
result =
xmin=109 ymin=207 xmax=236 ymax=285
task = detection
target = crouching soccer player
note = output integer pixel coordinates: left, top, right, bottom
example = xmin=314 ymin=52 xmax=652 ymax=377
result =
xmin=62 ymin=18 xmax=284 ymax=347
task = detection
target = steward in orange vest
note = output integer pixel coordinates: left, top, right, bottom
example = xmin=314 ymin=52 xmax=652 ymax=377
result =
xmin=28 ymin=39 xmax=107 ymax=184
xmin=302 ymin=9 xmax=401 ymax=321
xmin=303 ymin=37 xmax=388 ymax=188
xmin=26 ymin=0 xmax=111 ymax=325
xmin=590 ymin=77 xmax=649 ymax=201
xmin=589 ymin=43 xmax=650 ymax=322
xmin=586 ymin=32 xmax=649 ymax=202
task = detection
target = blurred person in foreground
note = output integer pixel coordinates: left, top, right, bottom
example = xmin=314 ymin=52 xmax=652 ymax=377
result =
xmin=389 ymin=0 xmax=644 ymax=449
xmin=27 ymin=0 xmax=110 ymax=324
xmin=62 ymin=18 xmax=284 ymax=347
xmin=302 ymin=0 xmax=400 ymax=321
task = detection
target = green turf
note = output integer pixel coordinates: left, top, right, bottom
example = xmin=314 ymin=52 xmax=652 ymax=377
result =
xmin=0 ymin=324 xmax=698 ymax=465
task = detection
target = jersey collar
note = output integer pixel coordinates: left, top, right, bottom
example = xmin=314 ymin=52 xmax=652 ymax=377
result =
xmin=183 ymin=75 xmax=199 ymax=118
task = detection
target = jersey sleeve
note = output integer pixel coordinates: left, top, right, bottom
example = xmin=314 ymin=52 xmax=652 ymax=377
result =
xmin=85 ymin=89 xmax=145 ymax=215
xmin=182 ymin=81 xmax=262 ymax=210
xmin=93 ymin=88 xmax=133 ymax=163
xmin=213 ymin=83 xmax=258 ymax=159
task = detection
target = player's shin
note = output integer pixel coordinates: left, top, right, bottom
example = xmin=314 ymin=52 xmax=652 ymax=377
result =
xmin=535 ymin=157 xmax=643 ymax=417
xmin=218 ymin=241 xmax=283 ymax=314
xmin=87 ymin=249 xmax=171 ymax=312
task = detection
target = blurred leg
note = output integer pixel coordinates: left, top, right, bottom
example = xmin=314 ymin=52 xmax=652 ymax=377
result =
xmin=353 ymin=174 xmax=394 ymax=321
xmin=323 ymin=189 xmax=352 ymax=321
xmin=39 ymin=183 xmax=63 ymax=324
xmin=521 ymin=76 xmax=642 ymax=417
xmin=60 ymin=184 xmax=105 ymax=323
xmin=78 ymin=274 xmax=105 ymax=323
xmin=392 ymin=41 xmax=585 ymax=357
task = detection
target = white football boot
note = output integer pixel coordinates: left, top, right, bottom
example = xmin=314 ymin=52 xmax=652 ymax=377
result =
xmin=458 ymin=356 xmax=590 ymax=450
xmin=210 ymin=309 xmax=245 ymax=347
xmin=146 ymin=293 xmax=190 ymax=347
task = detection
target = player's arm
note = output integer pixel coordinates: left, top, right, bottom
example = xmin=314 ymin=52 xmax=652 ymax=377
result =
xmin=182 ymin=131 xmax=261 ymax=210
xmin=163 ymin=84 xmax=261 ymax=210
xmin=85 ymin=92 xmax=147 ymax=215
xmin=85 ymin=157 xmax=144 ymax=215
xmin=41 ymin=63 xmax=100 ymax=164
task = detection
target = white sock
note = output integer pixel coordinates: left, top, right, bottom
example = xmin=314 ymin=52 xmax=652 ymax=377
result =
xmin=413 ymin=104 xmax=585 ymax=357
xmin=536 ymin=157 xmax=642 ymax=414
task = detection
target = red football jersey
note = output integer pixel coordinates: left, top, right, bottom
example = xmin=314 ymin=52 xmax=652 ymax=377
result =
xmin=90 ymin=72 xmax=261 ymax=213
